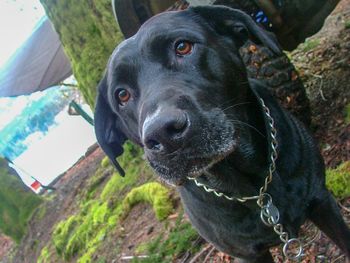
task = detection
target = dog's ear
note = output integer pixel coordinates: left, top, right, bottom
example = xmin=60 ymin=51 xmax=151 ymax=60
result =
xmin=190 ymin=5 xmax=281 ymax=54
xmin=94 ymin=75 xmax=126 ymax=176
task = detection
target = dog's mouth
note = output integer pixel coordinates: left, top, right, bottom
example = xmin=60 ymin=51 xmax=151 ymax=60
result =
xmin=146 ymin=138 xmax=237 ymax=186
xmin=187 ymin=143 xmax=236 ymax=178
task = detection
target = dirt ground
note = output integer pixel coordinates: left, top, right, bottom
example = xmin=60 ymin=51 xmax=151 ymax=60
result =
xmin=10 ymin=146 xmax=106 ymax=263
xmin=2 ymin=0 xmax=350 ymax=262
xmin=0 ymin=235 xmax=14 ymax=260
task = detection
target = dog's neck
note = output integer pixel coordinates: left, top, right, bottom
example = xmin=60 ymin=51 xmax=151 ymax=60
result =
xmin=191 ymin=87 xmax=305 ymax=199
xmin=194 ymin=92 xmax=270 ymax=196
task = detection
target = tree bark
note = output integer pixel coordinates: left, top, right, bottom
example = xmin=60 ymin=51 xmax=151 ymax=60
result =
xmin=39 ymin=0 xmax=124 ymax=108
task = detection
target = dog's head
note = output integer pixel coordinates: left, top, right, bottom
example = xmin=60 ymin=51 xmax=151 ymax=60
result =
xmin=94 ymin=6 xmax=281 ymax=184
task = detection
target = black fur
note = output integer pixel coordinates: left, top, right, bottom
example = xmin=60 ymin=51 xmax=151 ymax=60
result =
xmin=94 ymin=6 xmax=350 ymax=262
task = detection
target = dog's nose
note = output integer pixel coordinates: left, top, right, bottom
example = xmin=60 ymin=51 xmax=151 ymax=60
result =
xmin=143 ymin=110 xmax=189 ymax=153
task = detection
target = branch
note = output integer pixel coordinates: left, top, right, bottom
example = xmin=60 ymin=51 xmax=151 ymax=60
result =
xmin=59 ymin=82 xmax=79 ymax=88
xmin=188 ymin=244 xmax=212 ymax=263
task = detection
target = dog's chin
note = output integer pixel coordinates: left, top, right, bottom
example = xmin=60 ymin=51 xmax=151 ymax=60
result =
xmin=147 ymin=140 xmax=236 ymax=186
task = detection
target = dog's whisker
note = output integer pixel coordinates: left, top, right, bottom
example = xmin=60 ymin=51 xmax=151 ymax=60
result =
xmin=222 ymin=102 xmax=252 ymax=112
xmin=229 ymin=119 xmax=265 ymax=138
xmin=213 ymin=98 xmax=240 ymax=109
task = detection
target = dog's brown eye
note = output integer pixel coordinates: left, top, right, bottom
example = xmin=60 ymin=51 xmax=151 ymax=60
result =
xmin=175 ymin=41 xmax=193 ymax=56
xmin=116 ymin=89 xmax=130 ymax=105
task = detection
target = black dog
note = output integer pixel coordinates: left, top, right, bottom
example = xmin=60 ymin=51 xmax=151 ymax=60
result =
xmin=94 ymin=6 xmax=350 ymax=262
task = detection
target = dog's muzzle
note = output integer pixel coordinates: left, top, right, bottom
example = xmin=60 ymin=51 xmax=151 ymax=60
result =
xmin=140 ymin=105 xmax=236 ymax=185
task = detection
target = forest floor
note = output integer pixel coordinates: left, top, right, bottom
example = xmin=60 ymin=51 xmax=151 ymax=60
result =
xmin=1 ymin=0 xmax=350 ymax=262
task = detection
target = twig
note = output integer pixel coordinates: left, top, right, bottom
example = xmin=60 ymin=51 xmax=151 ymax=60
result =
xmin=302 ymin=228 xmax=321 ymax=248
xmin=180 ymin=251 xmax=191 ymax=263
xmin=59 ymin=82 xmax=79 ymax=88
xmin=338 ymin=201 xmax=350 ymax=213
xmin=188 ymin=244 xmax=212 ymax=263
xmin=179 ymin=236 xmax=205 ymax=263
xmin=203 ymin=246 xmax=216 ymax=263
xmin=310 ymin=73 xmax=326 ymax=101
xmin=332 ymin=254 xmax=346 ymax=263
xmin=120 ymin=255 xmax=149 ymax=261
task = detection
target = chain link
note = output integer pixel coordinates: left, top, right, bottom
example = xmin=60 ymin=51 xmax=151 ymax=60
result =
xmin=187 ymin=97 xmax=303 ymax=261
xmin=187 ymin=177 xmax=260 ymax=202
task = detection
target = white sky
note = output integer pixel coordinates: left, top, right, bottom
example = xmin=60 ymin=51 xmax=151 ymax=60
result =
xmin=0 ymin=96 xmax=30 ymax=129
xmin=0 ymin=0 xmax=45 ymax=68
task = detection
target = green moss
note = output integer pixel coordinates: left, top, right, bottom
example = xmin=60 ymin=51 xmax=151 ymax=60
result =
xmin=134 ymin=212 xmax=199 ymax=263
xmin=135 ymin=243 xmax=149 ymax=254
xmin=121 ymin=182 xmax=173 ymax=221
xmin=0 ymin=157 xmax=43 ymax=243
xmin=82 ymin=167 xmax=111 ymax=202
xmin=39 ymin=0 xmax=124 ymax=108
xmin=36 ymin=205 xmax=47 ymax=221
xmin=37 ymin=246 xmax=51 ymax=263
xmin=326 ymin=161 xmax=350 ymax=199
xmin=74 ymin=183 xmax=172 ymax=262
xmin=101 ymin=157 xmax=110 ymax=168
xmin=100 ymin=143 xmax=149 ymax=202
xmin=82 ymin=143 xmax=149 ymax=203
xmin=50 ymin=142 xmax=157 ymax=262
xmin=345 ymin=20 xmax=350 ymax=29
xmin=52 ymin=200 xmax=112 ymax=261
xmin=53 ymin=180 xmax=169 ymax=262
xmin=344 ymin=104 xmax=350 ymax=124
xmin=100 ymin=172 xmax=133 ymax=202
xmin=301 ymin=39 xmax=320 ymax=52
xmin=52 ymin=215 xmax=81 ymax=258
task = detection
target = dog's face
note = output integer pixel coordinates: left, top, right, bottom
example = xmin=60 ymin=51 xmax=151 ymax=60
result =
xmin=94 ymin=6 xmax=281 ymax=185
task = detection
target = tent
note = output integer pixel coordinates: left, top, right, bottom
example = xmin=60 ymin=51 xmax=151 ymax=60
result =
xmin=0 ymin=17 xmax=72 ymax=97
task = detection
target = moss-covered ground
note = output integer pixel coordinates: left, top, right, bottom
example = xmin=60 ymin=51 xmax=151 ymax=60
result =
xmin=36 ymin=143 xmax=195 ymax=263
xmin=0 ymin=158 xmax=42 ymax=243
xmin=326 ymin=161 xmax=350 ymax=199
xmin=300 ymin=38 xmax=320 ymax=52
xmin=133 ymin=211 xmax=200 ymax=263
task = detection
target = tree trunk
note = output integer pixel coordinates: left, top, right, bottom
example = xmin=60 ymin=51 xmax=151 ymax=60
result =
xmin=39 ymin=0 xmax=124 ymax=108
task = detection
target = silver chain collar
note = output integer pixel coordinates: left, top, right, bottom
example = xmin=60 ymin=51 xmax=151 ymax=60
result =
xmin=187 ymin=98 xmax=303 ymax=261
